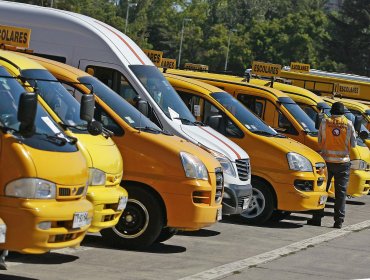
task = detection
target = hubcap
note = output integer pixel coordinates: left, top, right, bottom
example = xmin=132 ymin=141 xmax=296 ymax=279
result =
xmin=241 ymin=188 xmax=266 ymax=219
xmin=112 ymin=199 xmax=149 ymax=239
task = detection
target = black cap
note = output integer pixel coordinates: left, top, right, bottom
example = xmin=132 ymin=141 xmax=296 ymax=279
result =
xmin=330 ymin=102 xmax=345 ymax=115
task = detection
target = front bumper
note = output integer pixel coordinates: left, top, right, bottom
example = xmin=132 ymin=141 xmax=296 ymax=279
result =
xmin=86 ymin=184 xmax=128 ymax=233
xmin=222 ymin=183 xmax=252 ymax=215
xmin=0 ymin=197 xmax=93 ymax=254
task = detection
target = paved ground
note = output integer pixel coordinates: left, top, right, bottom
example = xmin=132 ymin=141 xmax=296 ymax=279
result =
xmin=1 ymin=195 xmax=370 ymax=280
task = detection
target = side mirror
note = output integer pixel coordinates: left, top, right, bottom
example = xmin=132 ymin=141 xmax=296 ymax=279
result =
xmin=354 ymin=115 xmax=363 ymax=133
xmin=207 ymin=115 xmax=222 ymax=130
xmin=87 ymin=120 xmax=103 ymax=136
xmin=18 ymin=92 xmax=37 ymax=137
xmin=315 ymin=113 xmax=323 ymax=130
xmin=359 ymin=130 xmax=369 ymax=140
xmin=137 ymin=100 xmax=149 ymax=117
xmin=80 ymin=94 xmax=95 ymax=122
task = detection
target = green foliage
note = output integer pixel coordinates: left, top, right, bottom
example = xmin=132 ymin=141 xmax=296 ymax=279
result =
xmin=8 ymin=0 xmax=370 ymax=76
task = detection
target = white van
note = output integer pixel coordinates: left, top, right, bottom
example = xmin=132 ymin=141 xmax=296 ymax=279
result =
xmin=0 ymin=1 xmax=252 ymax=216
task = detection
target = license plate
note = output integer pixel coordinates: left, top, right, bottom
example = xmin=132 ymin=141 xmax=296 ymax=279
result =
xmin=242 ymin=197 xmax=250 ymax=210
xmin=117 ymin=196 xmax=128 ymax=211
xmin=319 ymin=195 xmax=328 ymax=205
xmin=72 ymin=212 xmax=89 ymax=229
xmin=217 ymin=208 xmax=222 ymax=221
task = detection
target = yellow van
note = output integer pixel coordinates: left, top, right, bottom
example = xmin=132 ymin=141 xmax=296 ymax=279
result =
xmin=0 ymin=65 xmax=93 ymax=253
xmin=164 ymin=73 xmax=327 ymax=223
xmin=262 ymin=83 xmax=370 ymax=198
xmin=0 ymin=50 xmax=128 ymax=233
xmin=26 ymin=55 xmax=224 ymax=249
xmin=165 ymin=69 xmax=370 ymax=198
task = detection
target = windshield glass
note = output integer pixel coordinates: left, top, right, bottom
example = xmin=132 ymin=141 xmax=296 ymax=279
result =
xmin=78 ymin=76 xmax=161 ymax=131
xmin=21 ymin=69 xmax=87 ymax=129
xmin=0 ymin=67 xmax=76 ymax=152
xmin=279 ymin=97 xmax=317 ymax=135
xmin=211 ymin=92 xmax=277 ymax=136
xmin=129 ymin=65 xmax=196 ymax=124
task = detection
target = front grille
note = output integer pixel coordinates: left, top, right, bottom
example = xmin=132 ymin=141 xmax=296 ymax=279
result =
xmin=215 ymin=168 xmax=224 ymax=204
xmin=235 ymin=159 xmax=250 ymax=181
xmin=57 ymin=185 xmax=85 ymax=198
xmin=315 ymin=162 xmax=325 ymax=172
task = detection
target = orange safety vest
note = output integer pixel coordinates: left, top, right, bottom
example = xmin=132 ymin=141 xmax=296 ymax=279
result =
xmin=320 ymin=116 xmax=351 ymax=163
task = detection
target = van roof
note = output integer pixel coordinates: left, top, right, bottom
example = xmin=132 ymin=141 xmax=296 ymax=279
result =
xmin=0 ymin=49 xmax=44 ymax=71
xmin=0 ymin=0 xmax=153 ymax=66
xmin=165 ymin=69 xmax=288 ymax=100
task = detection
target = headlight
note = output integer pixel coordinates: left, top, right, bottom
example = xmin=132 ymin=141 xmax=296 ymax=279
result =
xmin=209 ymin=150 xmax=237 ymax=178
xmin=5 ymin=178 xmax=56 ymax=199
xmin=351 ymin=159 xmax=368 ymax=170
xmin=88 ymin=168 xmax=106 ymax=186
xmin=287 ymin=152 xmax=313 ymax=172
xmin=180 ymin=152 xmax=209 ymax=180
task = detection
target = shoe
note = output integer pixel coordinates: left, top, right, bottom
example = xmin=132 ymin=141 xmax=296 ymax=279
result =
xmin=0 ymin=259 xmax=7 ymax=270
xmin=333 ymin=222 xmax=342 ymax=229
xmin=307 ymin=218 xmax=321 ymax=226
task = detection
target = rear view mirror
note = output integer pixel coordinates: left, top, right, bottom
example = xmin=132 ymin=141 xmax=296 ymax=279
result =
xmin=137 ymin=100 xmax=149 ymax=117
xmin=359 ymin=130 xmax=369 ymax=140
xmin=354 ymin=116 xmax=363 ymax=133
xmin=80 ymin=94 xmax=95 ymax=122
xmin=208 ymin=115 xmax=222 ymax=130
xmin=18 ymin=92 xmax=37 ymax=137
xmin=87 ymin=120 xmax=103 ymax=136
xmin=315 ymin=113 xmax=323 ymax=130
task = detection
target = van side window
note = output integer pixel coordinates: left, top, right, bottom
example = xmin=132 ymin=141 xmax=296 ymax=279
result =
xmin=86 ymin=65 xmax=163 ymax=129
xmin=94 ymin=103 xmax=124 ymax=136
xmin=237 ymin=94 xmax=265 ymax=118
xmin=60 ymin=82 xmax=83 ymax=103
xmin=178 ymin=90 xmax=242 ymax=138
xmin=277 ymin=111 xmax=298 ymax=135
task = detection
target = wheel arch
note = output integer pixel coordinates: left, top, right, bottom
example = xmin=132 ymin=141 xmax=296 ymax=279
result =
xmin=251 ymin=175 xmax=278 ymax=209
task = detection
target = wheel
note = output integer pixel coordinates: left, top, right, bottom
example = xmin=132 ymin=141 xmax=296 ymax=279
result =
xmin=240 ymin=179 xmax=274 ymax=224
xmin=101 ymin=187 xmax=164 ymax=250
xmin=270 ymin=210 xmax=291 ymax=221
xmin=155 ymin=227 xmax=178 ymax=243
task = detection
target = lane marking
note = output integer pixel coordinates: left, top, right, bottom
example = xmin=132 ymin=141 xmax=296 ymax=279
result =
xmin=179 ymin=219 xmax=370 ymax=280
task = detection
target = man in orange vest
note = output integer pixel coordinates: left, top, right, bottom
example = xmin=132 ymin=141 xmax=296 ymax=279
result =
xmin=308 ymin=102 xmax=356 ymax=228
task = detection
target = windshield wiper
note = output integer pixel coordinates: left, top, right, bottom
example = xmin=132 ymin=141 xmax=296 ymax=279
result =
xmin=59 ymin=122 xmax=88 ymax=131
xmin=174 ymin=117 xmax=204 ymax=126
xmin=251 ymin=130 xmax=276 ymax=137
xmin=134 ymin=126 xmax=162 ymax=134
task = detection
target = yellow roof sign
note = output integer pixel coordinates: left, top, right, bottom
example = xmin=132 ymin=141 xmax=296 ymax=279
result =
xmin=184 ymin=63 xmax=209 ymax=72
xmin=143 ymin=49 xmax=163 ymax=66
xmin=0 ymin=25 xmax=31 ymax=48
xmin=290 ymin=62 xmax=310 ymax=73
xmin=161 ymin=58 xmax=176 ymax=69
xmin=335 ymin=83 xmax=360 ymax=96
xmin=252 ymin=61 xmax=281 ymax=77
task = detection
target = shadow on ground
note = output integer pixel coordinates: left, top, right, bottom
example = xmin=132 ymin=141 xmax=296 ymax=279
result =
xmin=81 ymin=235 xmax=186 ymax=254
xmin=177 ymin=229 xmax=220 ymax=237
xmin=7 ymin=252 xmax=78 ymax=265
xmin=346 ymin=200 xmax=366 ymax=206
xmin=0 ymin=275 xmax=39 ymax=280
xmin=220 ymin=215 xmax=303 ymax=229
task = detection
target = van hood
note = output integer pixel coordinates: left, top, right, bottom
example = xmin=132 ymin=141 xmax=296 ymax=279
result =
xmin=180 ymin=124 xmax=248 ymax=161
xmin=76 ymin=134 xmax=123 ymax=175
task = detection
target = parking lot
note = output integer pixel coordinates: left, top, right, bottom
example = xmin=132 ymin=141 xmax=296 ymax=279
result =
xmin=2 ymin=195 xmax=370 ymax=280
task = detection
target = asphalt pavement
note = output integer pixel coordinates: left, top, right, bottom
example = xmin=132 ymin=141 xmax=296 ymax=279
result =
xmin=1 ymin=195 xmax=370 ymax=280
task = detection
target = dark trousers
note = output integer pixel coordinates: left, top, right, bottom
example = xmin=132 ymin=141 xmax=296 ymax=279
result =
xmin=312 ymin=161 xmax=351 ymax=224
xmin=326 ymin=162 xmax=351 ymax=223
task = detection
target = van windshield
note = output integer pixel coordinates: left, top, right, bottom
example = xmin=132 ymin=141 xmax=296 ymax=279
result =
xmin=0 ymin=67 xmax=76 ymax=152
xmin=129 ymin=65 xmax=196 ymax=125
xmin=78 ymin=76 xmax=161 ymax=132
xmin=21 ymin=69 xmax=87 ymax=131
xmin=211 ymin=92 xmax=277 ymax=136
xmin=278 ymin=97 xmax=318 ymax=135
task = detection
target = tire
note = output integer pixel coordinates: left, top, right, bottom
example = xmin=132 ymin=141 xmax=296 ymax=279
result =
xmin=101 ymin=187 xmax=164 ymax=250
xmin=270 ymin=210 xmax=291 ymax=221
xmin=155 ymin=227 xmax=178 ymax=243
xmin=240 ymin=179 xmax=274 ymax=224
